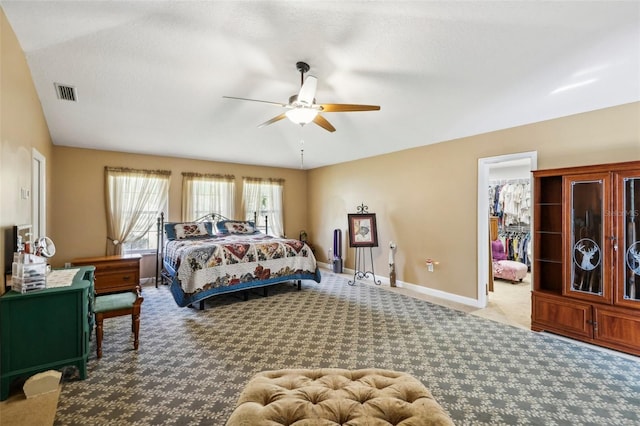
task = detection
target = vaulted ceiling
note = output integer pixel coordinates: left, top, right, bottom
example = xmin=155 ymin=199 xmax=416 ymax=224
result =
xmin=2 ymin=1 xmax=639 ymax=169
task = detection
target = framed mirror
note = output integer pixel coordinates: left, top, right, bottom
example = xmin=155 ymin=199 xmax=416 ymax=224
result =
xmin=15 ymin=224 xmax=33 ymax=253
xmin=4 ymin=224 xmax=32 ymax=277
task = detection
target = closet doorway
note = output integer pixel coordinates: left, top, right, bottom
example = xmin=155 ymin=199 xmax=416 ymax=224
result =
xmin=477 ymin=152 xmax=536 ymax=329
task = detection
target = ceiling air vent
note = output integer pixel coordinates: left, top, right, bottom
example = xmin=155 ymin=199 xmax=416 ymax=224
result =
xmin=54 ymin=83 xmax=77 ymax=102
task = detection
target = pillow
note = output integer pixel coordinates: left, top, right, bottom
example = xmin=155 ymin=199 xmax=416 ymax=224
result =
xmin=165 ymin=222 xmax=212 ymax=240
xmin=164 ymin=223 xmax=179 ymax=241
xmin=216 ymin=220 xmax=258 ymax=235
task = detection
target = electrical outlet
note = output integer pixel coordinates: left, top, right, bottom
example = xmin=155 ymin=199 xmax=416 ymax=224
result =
xmin=427 ymin=263 xmax=434 ymax=272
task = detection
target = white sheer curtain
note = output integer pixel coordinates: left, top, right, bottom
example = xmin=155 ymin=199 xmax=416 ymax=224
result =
xmin=105 ymin=167 xmax=170 ymax=255
xmin=265 ymin=180 xmax=284 ymax=237
xmin=242 ymin=178 xmax=261 ymax=223
xmin=182 ymin=173 xmax=235 ymax=221
xmin=242 ymin=177 xmax=284 ymax=237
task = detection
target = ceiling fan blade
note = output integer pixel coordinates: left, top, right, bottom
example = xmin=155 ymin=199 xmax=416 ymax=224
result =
xmin=223 ymin=96 xmax=288 ymax=108
xmin=297 ymin=76 xmax=317 ymax=105
xmin=257 ymin=113 xmax=287 ymax=128
xmin=319 ymin=103 xmax=380 ymax=112
xmin=313 ymin=114 xmax=336 ymax=132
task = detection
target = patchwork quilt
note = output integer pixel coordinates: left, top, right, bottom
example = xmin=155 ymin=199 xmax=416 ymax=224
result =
xmin=164 ymin=233 xmax=320 ymax=306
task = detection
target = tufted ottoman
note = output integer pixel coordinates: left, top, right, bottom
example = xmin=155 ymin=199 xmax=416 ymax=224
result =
xmin=493 ymin=259 xmax=528 ymax=283
xmin=226 ymin=368 xmax=454 ymax=425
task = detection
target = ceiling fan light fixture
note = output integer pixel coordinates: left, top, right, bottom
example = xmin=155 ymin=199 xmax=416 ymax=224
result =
xmin=223 ymin=61 xmax=379 ymax=132
xmin=285 ymin=107 xmax=318 ymax=125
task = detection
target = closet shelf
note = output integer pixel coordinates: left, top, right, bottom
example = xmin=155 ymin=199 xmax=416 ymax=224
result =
xmin=536 ymin=258 xmax=563 ymax=264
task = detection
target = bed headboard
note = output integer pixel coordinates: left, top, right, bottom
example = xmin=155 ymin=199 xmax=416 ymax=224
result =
xmin=250 ymin=212 xmax=268 ymax=235
xmin=193 ymin=212 xmax=268 ymax=235
xmin=193 ymin=212 xmax=230 ymax=230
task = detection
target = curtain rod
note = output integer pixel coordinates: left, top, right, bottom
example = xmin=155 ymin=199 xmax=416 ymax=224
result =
xmin=105 ymin=166 xmax=171 ymax=176
xmin=242 ymin=177 xmax=285 ymax=184
xmin=182 ymin=172 xmax=235 ymax=180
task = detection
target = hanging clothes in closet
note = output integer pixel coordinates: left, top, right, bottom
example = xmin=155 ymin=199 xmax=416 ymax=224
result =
xmin=497 ymin=228 xmax=531 ymax=267
xmin=489 ymin=180 xmax=531 ymax=229
xmin=489 ymin=179 xmax=532 ymax=268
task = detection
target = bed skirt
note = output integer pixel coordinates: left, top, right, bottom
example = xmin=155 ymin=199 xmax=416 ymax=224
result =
xmin=167 ymin=266 xmax=322 ymax=308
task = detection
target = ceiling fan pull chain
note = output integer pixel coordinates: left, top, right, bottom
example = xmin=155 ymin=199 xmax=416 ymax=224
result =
xmin=299 ymin=126 xmax=305 ymax=169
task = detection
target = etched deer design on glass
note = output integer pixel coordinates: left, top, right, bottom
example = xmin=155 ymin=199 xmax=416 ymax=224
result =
xmin=629 ymin=246 xmax=640 ymax=275
xmin=576 ymin=242 xmax=598 ymax=271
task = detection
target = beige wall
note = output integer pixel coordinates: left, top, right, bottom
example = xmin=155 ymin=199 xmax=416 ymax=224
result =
xmin=308 ymin=102 xmax=640 ymax=300
xmin=51 ymin=146 xmax=308 ymax=273
xmin=1 ymin=9 xmax=53 ymax=293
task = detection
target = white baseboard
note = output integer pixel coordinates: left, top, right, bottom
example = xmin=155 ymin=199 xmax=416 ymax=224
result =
xmin=140 ymin=277 xmax=156 ymax=286
xmin=318 ymin=263 xmax=483 ymax=308
xmin=395 ymin=280 xmax=484 ymax=308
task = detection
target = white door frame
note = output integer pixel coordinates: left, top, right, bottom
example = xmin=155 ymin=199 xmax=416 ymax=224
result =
xmin=32 ymin=148 xmax=46 ymax=239
xmin=477 ymin=151 xmax=537 ymax=307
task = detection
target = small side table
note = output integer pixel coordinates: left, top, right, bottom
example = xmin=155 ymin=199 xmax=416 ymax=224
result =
xmin=72 ymin=254 xmax=141 ymax=295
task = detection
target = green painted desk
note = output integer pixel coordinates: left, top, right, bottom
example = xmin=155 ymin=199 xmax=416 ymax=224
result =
xmin=0 ymin=266 xmax=95 ymax=400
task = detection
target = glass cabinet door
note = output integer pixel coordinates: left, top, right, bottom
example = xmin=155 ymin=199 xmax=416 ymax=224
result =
xmin=616 ymin=171 xmax=640 ymax=308
xmin=564 ymin=173 xmax=611 ymax=303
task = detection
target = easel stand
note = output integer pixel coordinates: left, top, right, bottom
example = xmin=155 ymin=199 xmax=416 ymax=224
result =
xmin=348 ymin=247 xmax=381 ymax=286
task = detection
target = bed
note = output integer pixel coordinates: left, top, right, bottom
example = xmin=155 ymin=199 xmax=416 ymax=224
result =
xmin=155 ymin=213 xmax=321 ymax=308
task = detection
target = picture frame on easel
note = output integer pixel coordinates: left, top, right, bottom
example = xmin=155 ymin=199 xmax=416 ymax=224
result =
xmin=347 ymin=213 xmax=378 ymax=247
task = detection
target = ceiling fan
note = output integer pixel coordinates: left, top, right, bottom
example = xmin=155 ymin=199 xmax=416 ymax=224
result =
xmin=223 ymin=61 xmax=380 ymax=132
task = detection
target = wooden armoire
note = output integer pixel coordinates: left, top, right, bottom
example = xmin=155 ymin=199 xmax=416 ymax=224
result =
xmin=532 ymin=160 xmax=640 ymax=356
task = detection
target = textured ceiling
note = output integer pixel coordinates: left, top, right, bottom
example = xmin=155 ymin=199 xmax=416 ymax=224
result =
xmin=2 ymin=1 xmax=639 ymax=169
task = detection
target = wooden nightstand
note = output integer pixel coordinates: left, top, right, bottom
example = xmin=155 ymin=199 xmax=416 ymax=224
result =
xmin=72 ymin=254 xmax=141 ymax=295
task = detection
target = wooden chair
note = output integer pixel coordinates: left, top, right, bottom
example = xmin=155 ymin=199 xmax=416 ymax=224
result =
xmin=93 ymin=287 xmax=143 ymax=359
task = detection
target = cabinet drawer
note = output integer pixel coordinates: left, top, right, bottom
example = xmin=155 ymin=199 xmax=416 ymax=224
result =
xmin=532 ymin=293 xmax=593 ymax=338
xmin=94 ymin=270 xmax=139 ymax=294
xmin=594 ymin=307 xmax=640 ymax=353
xmin=92 ymin=260 xmax=139 ymax=273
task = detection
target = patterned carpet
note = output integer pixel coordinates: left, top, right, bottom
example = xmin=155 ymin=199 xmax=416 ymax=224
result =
xmin=55 ymin=272 xmax=640 ymax=425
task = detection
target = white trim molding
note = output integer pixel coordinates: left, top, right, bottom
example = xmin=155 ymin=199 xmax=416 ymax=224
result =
xmin=32 ymin=148 xmax=46 ymax=239
xmin=318 ymin=264 xmax=484 ymax=308
xmin=477 ymin=151 xmax=537 ymax=308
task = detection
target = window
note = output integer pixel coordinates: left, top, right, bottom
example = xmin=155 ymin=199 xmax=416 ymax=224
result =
xmin=121 ymin=200 xmax=166 ymax=253
xmin=105 ymin=167 xmax=170 ymax=255
xmin=242 ymin=177 xmax=284 ymax=237
xmin=182 ymin=173 xmax=235 ymax=221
